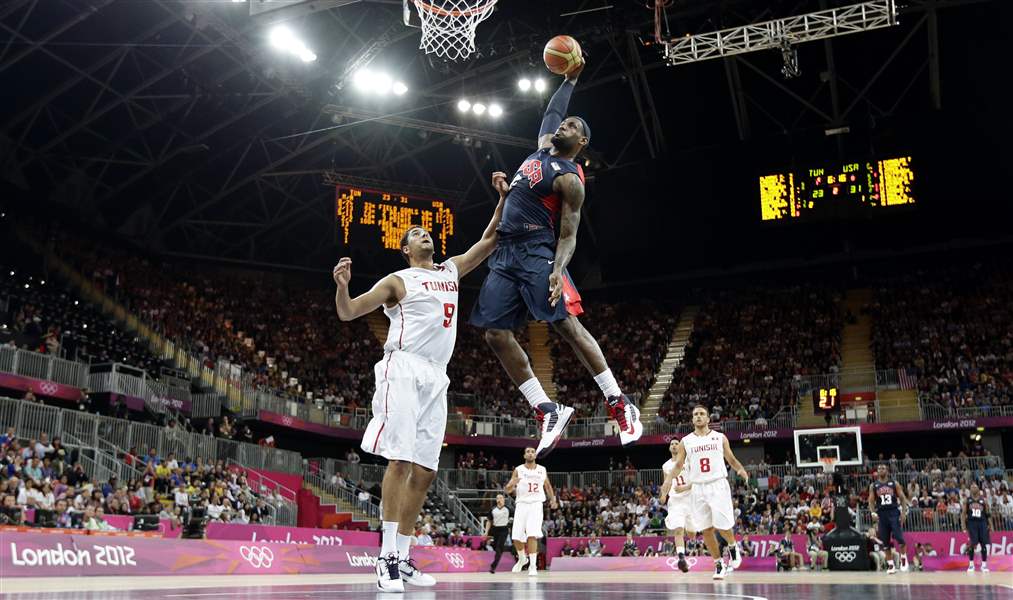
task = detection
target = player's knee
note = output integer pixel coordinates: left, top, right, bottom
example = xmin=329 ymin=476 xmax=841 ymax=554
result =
xmin=549 ymin=316 xmax=582 ymax=340
xmin=484 ymin=328 xmax=513 ymax=350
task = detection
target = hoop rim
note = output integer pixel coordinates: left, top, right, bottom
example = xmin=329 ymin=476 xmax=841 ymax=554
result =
xmin=414 ymin=0 xmax=496 ymax=18
xmin=819 ymin=456 xmax=838 ymax=473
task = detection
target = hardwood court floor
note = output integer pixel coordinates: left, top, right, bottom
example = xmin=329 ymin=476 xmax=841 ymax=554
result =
xmin=2 ymin=571 xmax=1010 ymax=600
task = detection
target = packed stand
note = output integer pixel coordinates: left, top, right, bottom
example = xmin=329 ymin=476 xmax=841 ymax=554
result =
xmin=0 ymin=425 xmax=286 ymax=531
xmin=447 ymin=324 xmax=531 ymax=419
xmin=659 ymin=286 xmax=843 ymax=426
xmin=550 ymin=301 xmax=678 ymax=419
xmin=867 ymin=261 xmax=1013 ymax=412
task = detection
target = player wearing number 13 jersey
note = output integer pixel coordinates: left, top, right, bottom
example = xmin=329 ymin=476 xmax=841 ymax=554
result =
xmin=868 ymin=464 xmax=910 ymax=574
xmin=333 ymin=175 xmax=507 ymax=594
xmin=674 ymin=405 xmax=749 ymax=580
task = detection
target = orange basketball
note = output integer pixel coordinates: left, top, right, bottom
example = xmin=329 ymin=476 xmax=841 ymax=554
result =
xmin=543 ymin=35 xmax=582 ymax=75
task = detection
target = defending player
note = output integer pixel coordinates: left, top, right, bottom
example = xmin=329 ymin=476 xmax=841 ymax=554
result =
xmin=962 ymin=483 xmax=991 ymax=572
xmin=868 ymin=464 xmax=911 ymax=574
xmin=673 ymin=405 xmax=748 ymax=580
xmin=504 ymin=447 xmax=558 ymax=576
xmin=333 ymin=174 xmax=506 ymax=593
xmin=469 ymin=50 xmax=643 ymax=458
xmin=660 ymin=438 xmax=695 ymax=572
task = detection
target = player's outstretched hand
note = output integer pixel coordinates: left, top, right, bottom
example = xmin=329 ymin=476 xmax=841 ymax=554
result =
xmin=333 ymin=258 xmax=352 ymax=287
xmin=548 ymin=272 xmax=563 ymax=307
xmin=565 ymin=54 xmax=585 ymax=83
xmin=491 ymin=171 xmax=510 ymax=197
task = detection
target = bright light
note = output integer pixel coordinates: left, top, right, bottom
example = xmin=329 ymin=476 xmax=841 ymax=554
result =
xmin=40 ymin=280 xmax=45 ymax=285
xmin=83 ymin=324 xmax=88 ymax=329
xmin=270 ymin=26 xmax=295 ymax=50
xmin=374 ymin=73 xmax=392 ymax=95
xmin=354 ymin=69 xmax=373 ymax=91
xmin=488 ymin=103 xmax=503 ymax=117
xmin=534 ymin=78 xmax=547 ymax=93
xmin=74 ymin=301 xmax=79 ymax=305
xmin=232 ymin=0 xmax=245 ymax=3
xmin=392 ymin=81 xmax=408 ymax=96
xmin=24 ymin=284 xmax=29 ymax=289
xmin=457 ymin=99 xmax=471 ymax=112
xmin=299 ymin=50 xmax=316 ymax=63
xmin=472 ymin=103 xmax=487 ymax=115
xmin=518 ymin=78 xmax=531 ymax=91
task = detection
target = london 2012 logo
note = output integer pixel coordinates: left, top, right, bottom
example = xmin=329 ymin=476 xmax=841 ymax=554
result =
xmin=444 ymin=552 xmax=465 ymax=569
xmin=239 ymin=546 xmax=275 ymax=568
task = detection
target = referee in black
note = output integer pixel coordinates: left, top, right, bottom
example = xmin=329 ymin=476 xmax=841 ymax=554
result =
xmin=962 ymin=483 xmax=991 ymax=573
xmin=485 ymin=493 xmax=512 ymax=573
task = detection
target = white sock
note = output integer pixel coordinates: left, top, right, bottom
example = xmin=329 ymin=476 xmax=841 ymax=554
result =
xmin=677 ymin=546 xmax=685 ymax=555
xmin=528 ymin=551 xmax=537 ymax=569
xmin=381 ymin=521 xmax=398 ymax=556
xmin=517 ymin=549 xmax=527 ymax=564
xmin=519 ymin=377 xmax=551 ymax=410
xmin=396 ymin=533 xmax=412 ymax=560
xmin=593 ymin=369 xmax=622 ymax=398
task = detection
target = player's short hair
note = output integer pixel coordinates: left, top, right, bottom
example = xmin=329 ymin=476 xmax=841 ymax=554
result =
xmin=399 ymin=226 xmax=422 ymax=265
xmin=692 ymin=404 xmax=709 ymax=414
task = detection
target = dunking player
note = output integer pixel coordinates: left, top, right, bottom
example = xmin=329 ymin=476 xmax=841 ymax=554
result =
xmin=504 ymin=447 xmax=558 ymax=576
xmin=660 ymin=438 xmax=696 ymax=572
xmin=469 ymin=52 xmax=643 ymax=457
xmin=674 ymin=405 xmax=749 ymax=579
xmin=963 ymin=483 xmax=991 ymax=572
xmin=868 ymin=464 xmax=911 ymax=574
xmin=333 ymin=175 xmax=506 ymax=593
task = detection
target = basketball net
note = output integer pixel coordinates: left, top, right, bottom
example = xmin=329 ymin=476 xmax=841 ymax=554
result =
xmin=412 ymin=0 xmax=497 ymax=61
xmin=819 ymin=456 xmax=837 ymax=475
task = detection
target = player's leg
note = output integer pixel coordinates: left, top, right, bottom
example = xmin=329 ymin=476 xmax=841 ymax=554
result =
xmin=526 ymin=537 xmax=538 ymax=575
xmin=877 ymin=516 xmax=896 ymax=573
xmin=525 ymin=502 xmax=544 ymax=575
xmin=980 ymin=522 xmax=991 ymax=571
xmin=713 ymin=479 xmax=741 ymax=568
xmin=490 ymin=527 xmax=507 ymax=573
xmin=511 ymin=504 xmax=530 ymax=572
xmin=893 ymin=517 xmax=908 ymax=571
xmin=690 ymin=483 xmax=724 ymax=578
xmin=967 ymin=524 xmax=978 ymax=571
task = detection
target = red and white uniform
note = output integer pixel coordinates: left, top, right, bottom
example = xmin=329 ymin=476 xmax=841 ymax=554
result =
xmin=512 ymin=464 xmax=548 ymax=541
xmin=360 ymin=260 xmax=459 ymax=471
xmin=663 ymin=458 xmax=695 ymax=532
xmin=681 ymin=430 xmax=735 ymax=530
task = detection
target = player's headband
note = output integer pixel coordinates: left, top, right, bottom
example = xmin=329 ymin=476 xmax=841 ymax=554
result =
xmin=572 ymin=116 xmax=591 ymax=144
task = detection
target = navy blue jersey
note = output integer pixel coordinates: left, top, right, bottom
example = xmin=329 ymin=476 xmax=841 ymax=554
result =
xmin=874 ymin=480 xmax=900 ymax=513
xmin=498 ymin=147 xmax=585 ymax=237
xmin=965 ymin=497 xmax=989 ymax=521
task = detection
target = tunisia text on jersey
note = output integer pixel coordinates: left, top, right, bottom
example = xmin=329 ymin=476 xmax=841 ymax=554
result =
xmin=498 ymin=148 xmax=585 ymax=236
xmin=662 ymin=458 xmax=691 ymax=500
xmin=680 ymin=431 xmax=729 ymax=483
xmin=383 ymin=260 xmax=459 ymax=366
xmin=515 ymin=464 xmax=548 ymax=504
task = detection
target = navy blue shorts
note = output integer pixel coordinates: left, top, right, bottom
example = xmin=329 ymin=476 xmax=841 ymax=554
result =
xmin=877 ymin=512 xmax=905 ymax=546
xmin=469 ymin=230 xmax=583 ymax=330
xmin=968 ymin=520 xmax=990 ymax=547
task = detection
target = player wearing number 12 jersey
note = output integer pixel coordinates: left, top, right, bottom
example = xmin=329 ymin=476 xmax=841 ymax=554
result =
xmin=505 ymin=447 xmax=558 ymax=577
xmin=333 ymin=174 xmax=506 ymax=594
xmin=674 ymin=405 xmax=749 ymax=580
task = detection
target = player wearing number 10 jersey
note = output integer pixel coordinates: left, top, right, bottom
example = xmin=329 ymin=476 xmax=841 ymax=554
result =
xmin=674 ymin=405 xmax=749 ymax=580
xmin=333 ymin=174 xmax=507 ymax=594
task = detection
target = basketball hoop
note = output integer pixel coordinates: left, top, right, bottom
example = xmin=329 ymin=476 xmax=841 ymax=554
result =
xmin=819 ymin=456 xmax=838 ymax=475
xmin=409 ymin=0 xmax=497 ymax=61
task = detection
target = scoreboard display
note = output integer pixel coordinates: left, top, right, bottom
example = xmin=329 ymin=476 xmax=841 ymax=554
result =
xmin=812 ymin=387 xmax=840 ymax=413
xmin=335 ymin=186 xmax=456 ymax=254
xmin=760 ymin=156 xmax=914 ymax=222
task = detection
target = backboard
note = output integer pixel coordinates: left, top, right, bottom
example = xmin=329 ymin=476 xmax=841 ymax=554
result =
xmin=794 ymin=426 xmax=863 ymax=468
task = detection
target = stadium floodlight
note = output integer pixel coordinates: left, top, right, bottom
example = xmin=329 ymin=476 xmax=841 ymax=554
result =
xmin=533 ymin=78 xmax=547 ymax=93
xmin=354 ymin=69 xmax=373 ymax=91
xmin=374 ymin=73 xmax=393 ymax=95
xmin=392 ymin=81 xmax=408 ymax=96
xmin=270 ymin=25 xmax=316 ymax=63
xmin=299 ymin=50 xmax=317 ymax=63
xmin=472 ymin=103 xmax=487 ymax=115
xmin=457 ymin=99 xmax=472 ymax=112
xmin=518 ymin=78 xmax=531 ymax=92
xmin=231 ymin=0 xmax=245 ymax=3
xmin=488 ymin=103 xmax=503 ymax=117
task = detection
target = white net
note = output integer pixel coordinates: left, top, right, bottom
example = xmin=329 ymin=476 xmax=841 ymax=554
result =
xmin=413 ymin=0 xmax=497 ymax=61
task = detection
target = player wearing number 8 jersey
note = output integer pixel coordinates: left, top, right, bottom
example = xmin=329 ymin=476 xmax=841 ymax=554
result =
xmin=333 ymin=176 xmax=506 ymax=594
xmin=505 ymin=447 xmax=558 ymax=577
xmin=674 ymin=405 xmax=749 ymax=580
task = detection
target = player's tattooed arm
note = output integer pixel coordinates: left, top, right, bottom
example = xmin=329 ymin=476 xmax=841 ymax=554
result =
xmin=548 ymin=173 xmax=584 ymax=307
xmin=448 ymin=171 xmax=507 ymax=278
xmin=333 ymin=264 xmax=405 ymax=321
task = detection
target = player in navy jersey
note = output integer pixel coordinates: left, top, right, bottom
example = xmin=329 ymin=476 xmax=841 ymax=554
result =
xmin=962 ymin=483 xmax=991 ymax=572
xmin=469 ymin=54 xmax=643 ymax=458
xmin=867 ymin=464 xmax=911 ymax=574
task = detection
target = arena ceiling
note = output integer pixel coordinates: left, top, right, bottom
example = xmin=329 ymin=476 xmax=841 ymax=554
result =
xmin=0 ymin=0 xmax=1001 ymax=276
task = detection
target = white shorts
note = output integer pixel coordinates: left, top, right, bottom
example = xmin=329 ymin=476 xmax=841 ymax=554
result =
xmin=512 ymin=502 xmax=544 ymax=541
xmin=689 ymin=478 xmax=735 ymax=531
xmin=360 ymin=351 xmax=449 ymax=472
xmin=665 ymin=495 xmax=696 ymax=532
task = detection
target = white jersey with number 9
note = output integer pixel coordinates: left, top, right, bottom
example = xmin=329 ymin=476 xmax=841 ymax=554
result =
xmin=681 ymin=430 xmax=729 ymax=484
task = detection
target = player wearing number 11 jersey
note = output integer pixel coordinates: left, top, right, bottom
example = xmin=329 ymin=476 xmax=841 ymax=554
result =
xmin=333 ymin=174 xmax=507 ymax=594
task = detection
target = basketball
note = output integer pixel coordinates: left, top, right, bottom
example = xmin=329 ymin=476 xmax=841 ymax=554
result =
xmin=543 ymin=35 xmax=582 ymax=75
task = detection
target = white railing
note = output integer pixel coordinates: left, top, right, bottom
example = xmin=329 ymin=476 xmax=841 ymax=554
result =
xmin=920 ymin=402 xmax=1013 ymax=420
xmin=304 ymin=470 xmax=381 ymax=523
xmin=0 ymin=345 xmax=88 ymax=387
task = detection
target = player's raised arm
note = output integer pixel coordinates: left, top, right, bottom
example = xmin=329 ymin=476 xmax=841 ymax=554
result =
xmin=333 ymin=260 xmax=404 ymax=321
xmin=536 ymin=63 xmax=585 ymax=149
xmin=504 ymin=467 xmax=519 ymax=494
xmin=722 ymin=436 xmax=749 ymax=479
xmin=447 ymin=172 xmax=508 ymax=278
xmin=547 ymin=172 xmax=584 ymax=307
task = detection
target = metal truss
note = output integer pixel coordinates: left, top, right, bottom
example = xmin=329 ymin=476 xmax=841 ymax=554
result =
xmin=322 ymin=170 xmax=466 ymax=204
xmin=659 ymin=0 xmax=898 ymax=66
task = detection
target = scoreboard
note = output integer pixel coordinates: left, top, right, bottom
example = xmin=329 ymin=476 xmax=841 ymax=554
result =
xmin=760 ymin=156 xmax=914 ymax=222
xmin=335 ymin=186 xmax=456 ymax=254
xmin=812 ymin=387 xmax=840 ymax=413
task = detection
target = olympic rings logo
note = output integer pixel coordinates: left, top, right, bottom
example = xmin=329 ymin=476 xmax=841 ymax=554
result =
xmin=40 ymin=382 xmax=58 ymax=395
xmin=239 ymin=545 xmax=275 ymax=568
xmin=834 ymin=551 xmax=857 ymax=562
xmin=665 ymin=557 xmax=698 ymax=570
xmin=444 ymin=552 xmax=465 ymax=569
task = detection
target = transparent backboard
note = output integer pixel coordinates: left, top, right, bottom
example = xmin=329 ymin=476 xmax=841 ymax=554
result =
xmin=794 ymin=426 xmax=863 ymax=468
